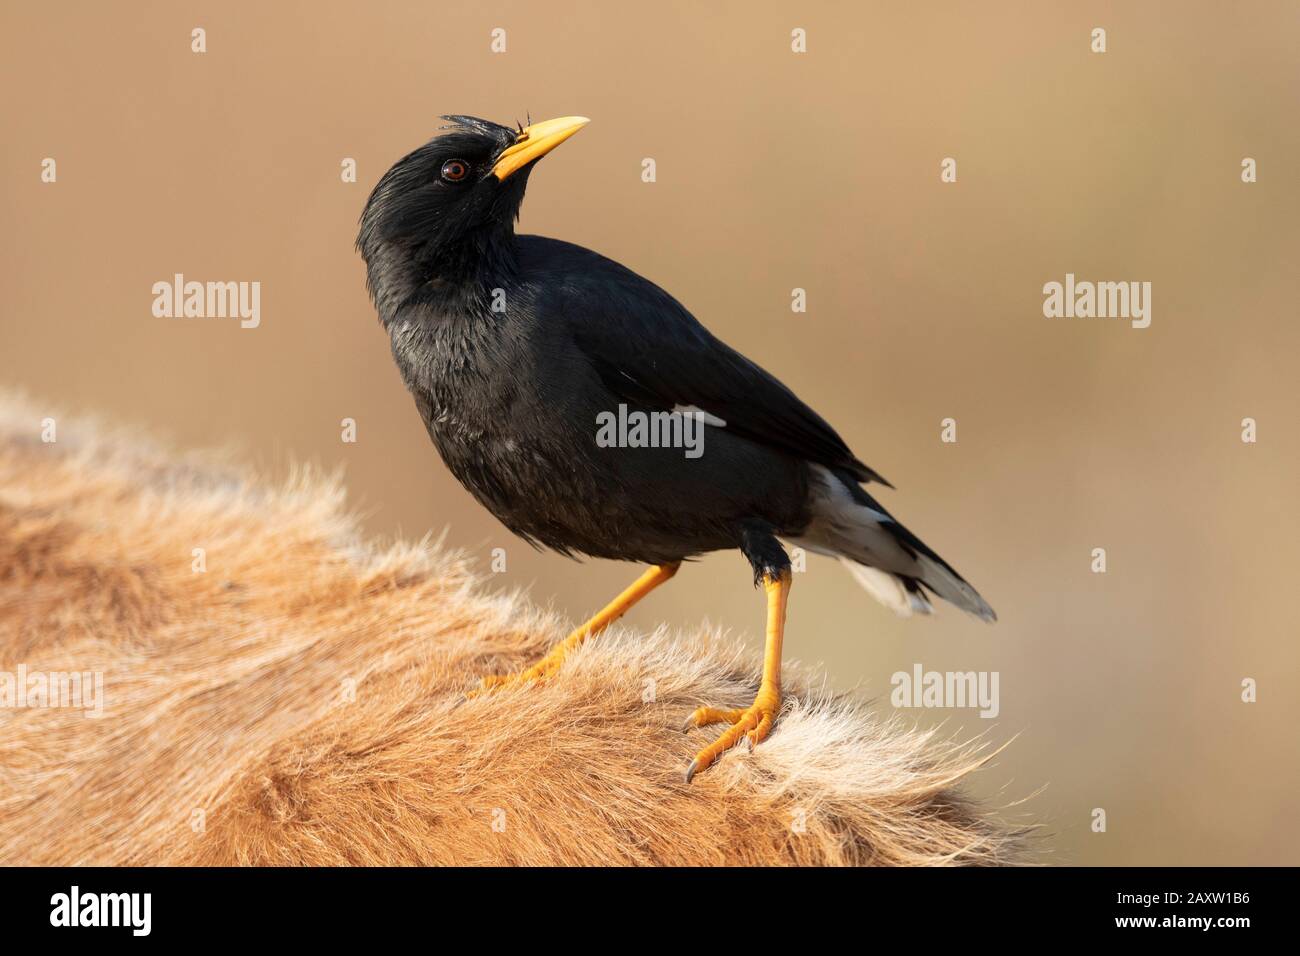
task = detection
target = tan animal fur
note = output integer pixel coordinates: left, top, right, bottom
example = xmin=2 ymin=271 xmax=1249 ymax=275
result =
xmin=0 ymin=392 xmax=1026 ymax=865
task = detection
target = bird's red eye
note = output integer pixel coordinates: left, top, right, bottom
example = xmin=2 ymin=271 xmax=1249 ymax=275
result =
xmin=441 ymin=160 xmax=469 ymax=182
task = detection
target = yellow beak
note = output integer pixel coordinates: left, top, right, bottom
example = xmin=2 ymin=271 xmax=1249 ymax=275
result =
xmin=492 ymin=116 xmax=590 ymax=181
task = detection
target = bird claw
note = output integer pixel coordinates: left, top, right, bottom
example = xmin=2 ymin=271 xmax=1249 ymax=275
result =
xmin=681 ymin=694 xmax=779 ymax=782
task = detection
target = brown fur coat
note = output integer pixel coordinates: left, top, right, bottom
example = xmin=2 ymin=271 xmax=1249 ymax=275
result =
xmin=0 ymin=393 xmax=1023 ymax=865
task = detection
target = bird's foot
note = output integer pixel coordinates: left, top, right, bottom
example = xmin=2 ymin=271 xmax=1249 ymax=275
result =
xmin=682 ymin=687 xmax=780 ymax=783
xmin=467 ymin=563 xmax=680 ymax=700
xmin=466 ymin=651 xmax=567 ymax=698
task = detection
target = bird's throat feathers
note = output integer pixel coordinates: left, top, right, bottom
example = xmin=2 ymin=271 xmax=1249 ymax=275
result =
xmin=362 ymin=225 xmax=519 ymax=328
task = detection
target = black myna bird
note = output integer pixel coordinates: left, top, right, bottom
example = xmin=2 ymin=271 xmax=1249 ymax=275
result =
xmin=358 ymin=115 xmax=995 ymax=782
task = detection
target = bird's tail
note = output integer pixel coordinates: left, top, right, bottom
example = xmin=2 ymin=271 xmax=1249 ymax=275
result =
xmin=844 ymin=520 xmax=997 ymax=623
xmin=795 ymin=465 xmax=997 ymax=623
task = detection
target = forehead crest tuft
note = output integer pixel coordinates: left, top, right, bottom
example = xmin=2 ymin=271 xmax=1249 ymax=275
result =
xmin=438 ymin=114 xmax=518 ymax=140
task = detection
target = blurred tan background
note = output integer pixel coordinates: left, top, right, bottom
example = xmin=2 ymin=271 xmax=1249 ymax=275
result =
xmin=2 ymin=0 xmax=1297 ymax=865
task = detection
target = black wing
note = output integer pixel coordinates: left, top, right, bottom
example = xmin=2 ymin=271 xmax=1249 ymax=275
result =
xmin=538 ymin=239 xmax=891 ymax=487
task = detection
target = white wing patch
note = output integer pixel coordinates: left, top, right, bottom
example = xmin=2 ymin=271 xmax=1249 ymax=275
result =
xmin=672 ymin=405 xmax=727 ymax=428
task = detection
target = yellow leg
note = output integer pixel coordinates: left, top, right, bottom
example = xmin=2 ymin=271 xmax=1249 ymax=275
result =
xmin=683 ymin=569 xmax=789 ymax=783
xmin=470 ymin=561 xmax=680 ymax=695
